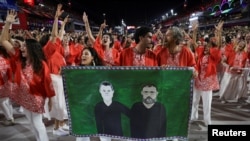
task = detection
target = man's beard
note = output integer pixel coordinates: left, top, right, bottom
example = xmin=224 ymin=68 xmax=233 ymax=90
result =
xmin=143 ymin=97 xmax=156 ymax=104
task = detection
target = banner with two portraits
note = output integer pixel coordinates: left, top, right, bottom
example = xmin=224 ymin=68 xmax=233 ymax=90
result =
xmin=62 ymin=66 xmax=193 ymax=140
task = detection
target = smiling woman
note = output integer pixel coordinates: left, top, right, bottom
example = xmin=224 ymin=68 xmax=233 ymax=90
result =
xmin=79 ymin=47 xmax=103 ymax=66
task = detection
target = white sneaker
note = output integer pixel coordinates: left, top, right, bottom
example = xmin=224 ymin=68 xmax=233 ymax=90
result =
xmin=190 ymin=121 xmax=202 ymax=130
xmin=221 ymin=100 xmax=226 ymax=104
xmin=61 ymin=124 xmax=69 ymax=131
xmin=18 ymin=106 xmax=24 ymax=113
xmin=245 ymin=96 xmax=250 ymax=103
xmin=227 ymin=99 xmax=238 ymax=103
xmin=2 ymin=119 xmax=15 ymax=126
xmin=53 ymin=128 xmax=69 ymax=136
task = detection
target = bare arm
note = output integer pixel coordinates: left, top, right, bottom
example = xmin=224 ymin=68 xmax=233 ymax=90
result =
xmin=214 ymin=21 xmax=224 ymax=48
xmin=191 ymin=22 xmax=199 ymax=49
xmin=51 ymin=4 xmax=64 ymax=43
xmin=82 ymin=12 xmax=95 ymax=44
xmin=96 ymin=20 xmax=107 ymax=43
xmin=58 ymin=15 xmax=69 ymax=40
xmin=0 ymin=10 xmax=17 ymax=55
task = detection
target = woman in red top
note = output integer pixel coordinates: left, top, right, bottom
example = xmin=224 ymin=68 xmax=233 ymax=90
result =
xmin=1 ymin=10 xmax=55 ymax=141
xmin=219 ymin=39 xmax=249 ymax=103
xmin=191 ymin=21 xmax=223 ymax=127
xmin=42 ymin=4 xmax=69 ymax=136
xmin=93 ymin=26 xmax=120 ymax=66
xmin=0 ymin=45 xmax=14 ymax=126
xmin=83 ymin=13 xmax=119 ymax=66
xmin=76 ymin=47 xmax=103 ymax=141
xmin=62 ymin=34 xmax=84 ymax=66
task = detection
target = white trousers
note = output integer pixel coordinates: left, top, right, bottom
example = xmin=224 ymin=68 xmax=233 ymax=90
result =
xmin=191 ymin=87 xmax=212 ymax=126
xmin=49 ymin=74 xmax=68 ymax=120
xmin=23 ymin=107 xmax=49 ymax=141
xmin=0 ymin=97 xmax=14 ymax=120
xmin=76 ymin=137 xmax=90 ymax=141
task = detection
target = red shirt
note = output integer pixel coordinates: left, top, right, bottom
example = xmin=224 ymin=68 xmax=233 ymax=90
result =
xmin=157 ymin=46 xmax=197 ymax=69
xmin=94 ymin=37 xmax=120 ymax=66
xmin=43 ymin=38 xmax=64 ymax=58
xmin=9 ymin=50 xmax=55 ymax=113
xmin=65 ymin=43 xmax=84 ymax=66
xmin=195 ymin=47 xmax=221 ymax=77
xmin=118 ymin=47 xmax=158 ymax=66
xmin=43 ymin=38 xmax=66 ymax=74
xmin=0 ymin=54 xmax=12 ymax=98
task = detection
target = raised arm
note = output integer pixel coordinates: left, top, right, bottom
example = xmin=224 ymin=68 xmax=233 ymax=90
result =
xmin=58 ymin=15 xmax=69 ymax=40
xmin=214 ymin=21 xmax=224 ymax=48
xmin=0 ymin=10 xmax=17 ymax=55
xmin=82 ymin=12 xmax=95 ymax=44
xmin=96 ymin=20 xmax=107 ymax=42
xmin=51 ymin=4 xmax=64 ymax=43
xmin=191 ymin=22 xmax=199 ymax=49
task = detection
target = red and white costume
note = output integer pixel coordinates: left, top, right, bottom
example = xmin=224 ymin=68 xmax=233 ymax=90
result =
xmin=43 ymin=37 xmax=68 ymax=121
xmin=191 ymin=47 xmax=221 ymax=126
xmin=0 ymin=54 xmax=14 ymax=121
xmin=118 ymin=47 xmax=158 ymax=66
xmin=94 ymin=37 xmax=120 ymax=66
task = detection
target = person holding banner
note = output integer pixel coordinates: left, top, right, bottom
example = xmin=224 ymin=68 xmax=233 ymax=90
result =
xmin=156 ymin=26 xmax=197 ymax=70
xmin=130 ymin=84 xmax=166 ymax=138
xmin=76 ymin=48 xmax=103 ymax=141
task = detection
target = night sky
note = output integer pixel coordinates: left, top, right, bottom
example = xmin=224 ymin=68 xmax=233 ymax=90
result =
xmin=50 ymin=0 xmax=204 ymax=26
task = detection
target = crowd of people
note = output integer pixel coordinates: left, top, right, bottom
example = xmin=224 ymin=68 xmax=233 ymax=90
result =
xmin=0 ymin=3 xmax=250 ymax=141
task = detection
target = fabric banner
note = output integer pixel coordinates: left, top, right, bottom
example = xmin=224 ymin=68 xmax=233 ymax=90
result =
xmin=62 ymin=66 xmax=193 ymax=140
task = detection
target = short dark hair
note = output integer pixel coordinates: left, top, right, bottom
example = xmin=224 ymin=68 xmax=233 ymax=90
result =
xmin=209 ymin=33 xmax=215 ymax=39
xmin=99 ymin=81 xmax=114 ymax=90
xmin=14 ymin=36 xmax=24 ymax=42
xmin=134 ymin=26 xmax=152 ymax=44
xmin=225 ymin=36 xmax=231 ymax=43
xmin=141 ymin=84 xmax=158 ymax=91
xmin=102 ymin=32 xmax=114 ymax=48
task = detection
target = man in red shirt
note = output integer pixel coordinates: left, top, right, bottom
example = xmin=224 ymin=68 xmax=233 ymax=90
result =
xmin=118 ymin=26 xmax=158 ymax=66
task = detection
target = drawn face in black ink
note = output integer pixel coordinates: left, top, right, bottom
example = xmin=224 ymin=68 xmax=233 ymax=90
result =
xmin=99 ymin=85 xmax=114 ymax=101
xmin=141 ymin=86 xmax=158 ymax=105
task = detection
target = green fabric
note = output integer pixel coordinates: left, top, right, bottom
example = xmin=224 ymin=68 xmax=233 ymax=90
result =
xmin=62 ymin=66 xmax=193 ymax=139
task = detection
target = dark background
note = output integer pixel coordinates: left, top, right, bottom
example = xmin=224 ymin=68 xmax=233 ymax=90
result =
xmin=47 ymin=0 xmax=202 ymax=26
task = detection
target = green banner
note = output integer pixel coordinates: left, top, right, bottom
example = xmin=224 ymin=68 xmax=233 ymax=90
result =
xmin=62 ymin=66 xmax=193 ymax=140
